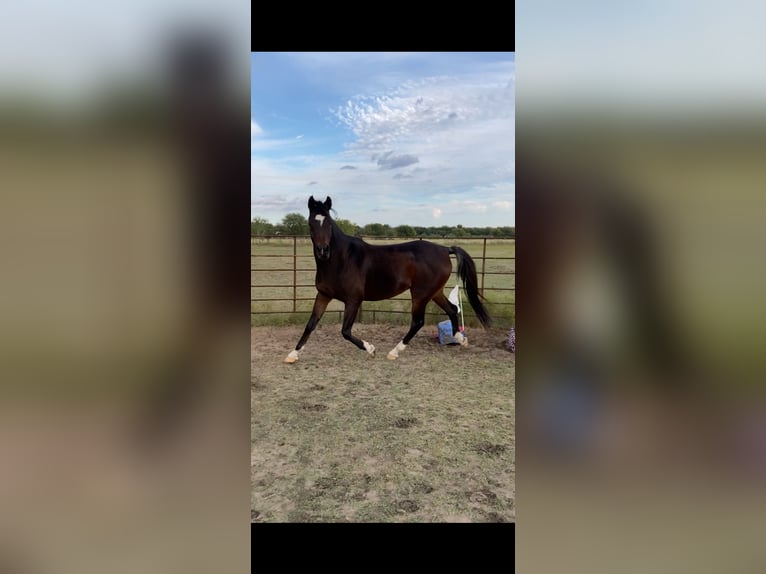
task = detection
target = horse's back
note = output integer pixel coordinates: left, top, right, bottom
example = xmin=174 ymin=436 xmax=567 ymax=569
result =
xmin=361 ymin=240 xmax=451 ymax=300
xmin=370 ymin=240 xmax=450 ymax=269
xmin=373 ymin=239 xmax=448 ymax=255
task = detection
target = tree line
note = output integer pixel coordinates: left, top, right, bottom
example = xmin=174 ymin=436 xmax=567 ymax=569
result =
xmin=251 ymin=214 xmax=514 ymax=238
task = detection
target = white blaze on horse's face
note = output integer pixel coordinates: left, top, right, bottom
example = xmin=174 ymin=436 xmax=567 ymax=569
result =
xmin=312 ymin=213 xmax=331 ymax=260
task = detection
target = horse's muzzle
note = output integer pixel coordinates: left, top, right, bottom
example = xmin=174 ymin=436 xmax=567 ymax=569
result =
xmin=316 ymin=245 xmax=331 ymax=260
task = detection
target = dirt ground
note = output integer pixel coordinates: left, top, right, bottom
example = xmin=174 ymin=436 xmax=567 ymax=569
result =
xmin=251 ymin=322 xmax=515 ymax=522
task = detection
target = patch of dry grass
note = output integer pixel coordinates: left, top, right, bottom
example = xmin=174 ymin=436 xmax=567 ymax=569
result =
xmin=251 ymin=324 xmax=515 ymax=522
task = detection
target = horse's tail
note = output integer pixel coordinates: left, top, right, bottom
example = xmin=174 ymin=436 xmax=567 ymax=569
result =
xmin=449 ymin=246 xmax=492 ymax=328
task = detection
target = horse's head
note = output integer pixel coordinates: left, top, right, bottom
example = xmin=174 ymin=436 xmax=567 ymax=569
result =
xmin=308 ymin=195 xmax=333 ymax=260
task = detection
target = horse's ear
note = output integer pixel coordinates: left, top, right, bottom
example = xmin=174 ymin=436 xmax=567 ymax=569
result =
xmin=324 ymin=196 xmax=332 ymax=211
xmin=308 ymin=196 xmax=316 ymax=209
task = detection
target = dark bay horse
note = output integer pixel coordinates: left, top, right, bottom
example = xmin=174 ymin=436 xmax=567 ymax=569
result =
xmin=284 ymin=195 xmax=491 ymax=363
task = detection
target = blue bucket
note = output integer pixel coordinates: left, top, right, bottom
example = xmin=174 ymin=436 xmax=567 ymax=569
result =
xmin=438 ymin=320 xmax=459 ymax=345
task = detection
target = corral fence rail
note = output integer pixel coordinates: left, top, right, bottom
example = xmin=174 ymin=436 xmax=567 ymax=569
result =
xmin=251 ymin=235 xmax=514 ymax=326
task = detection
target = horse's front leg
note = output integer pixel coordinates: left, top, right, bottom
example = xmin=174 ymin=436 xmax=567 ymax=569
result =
xmin=387 ymin=296 xmax=428 ymax=359
xmin=285 ymin=292 xmax=331 ymax=363
xmin=341 ymin=299 xmax=375 ymax=357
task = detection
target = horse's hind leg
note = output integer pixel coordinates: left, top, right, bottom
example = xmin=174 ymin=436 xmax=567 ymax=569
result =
xmin=387 ymin=298 xmax=428 ymax=360
xmin=431 ymin=291 xmax=467 ymax=346
xmin=341 ymin=299 xmax=376 ymax=357
xmin=285 ymin=292 xmax=331 ymax=363
xmin=431 ymin=292 xmax=460 ymax=334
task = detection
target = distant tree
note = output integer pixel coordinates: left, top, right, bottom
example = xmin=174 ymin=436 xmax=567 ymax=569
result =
xmin=362 ymin=223 xmax=388 ymax=237
xmin=360 ymin=224 xmax=516 ymax=238
xmin=281 ymin=213 xmax=309 ymax=235
xmin=394 ymin=225 xmax=416 ymax=237
xmin=335 ymin=218 xmax=358 ymax=235
xmin=469 ymin=227 xmax=485 ymax=237
xmin=251 ymin=217 xmax=275 ymax=236
xmin=491 ymin=226 xmax=515 ymax=238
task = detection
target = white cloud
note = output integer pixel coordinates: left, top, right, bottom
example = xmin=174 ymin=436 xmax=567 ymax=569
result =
xmin=333 ymin=69 xmax=513 ymax=155
xmin=434 ymin=200 xmax=490 ymax=215
xmin=329 ymin=67 xmax=514 ymax=197
xmin=494 ymin=200 xmax=513 ymax=210
xmin=432 ymin=208 xmax=442 ymax=219
xmin=251 ymin=119 xmax=263 ymax=136
xmin=463 ymin=201 xmax=489 ymax=213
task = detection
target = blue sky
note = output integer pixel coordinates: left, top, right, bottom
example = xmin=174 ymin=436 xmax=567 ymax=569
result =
xmin=251 ymin=52 xmax=515 ymax=227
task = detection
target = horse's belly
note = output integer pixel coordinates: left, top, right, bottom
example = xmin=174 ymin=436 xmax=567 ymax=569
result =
xmin=363 ymin=282 xmax=409 ymax=301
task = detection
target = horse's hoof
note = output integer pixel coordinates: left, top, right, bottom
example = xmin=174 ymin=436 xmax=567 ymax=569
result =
xmin=387 ymin=352 xmax=398 ymax=360
xmin=285 ymin=349 xmax=301 ymax=363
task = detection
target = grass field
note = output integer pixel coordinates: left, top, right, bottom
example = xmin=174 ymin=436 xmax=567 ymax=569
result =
xmin=251 ymin=237 xmax=515 ymax=329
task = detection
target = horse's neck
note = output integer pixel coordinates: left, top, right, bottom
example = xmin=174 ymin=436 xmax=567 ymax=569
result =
xmin=330 ymin=226 xmax=349 ymax=249
xmin=314 ymin=229 xmax=350 ymax=271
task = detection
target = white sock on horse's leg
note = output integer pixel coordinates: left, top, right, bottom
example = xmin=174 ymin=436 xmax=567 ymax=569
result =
xmin=363 ymin=340 xmax=376 ymax=356
xmin=387 ymin=340 xmax=407 ymax=360
xmin=284 ymin=346 xmax=304 ymax=363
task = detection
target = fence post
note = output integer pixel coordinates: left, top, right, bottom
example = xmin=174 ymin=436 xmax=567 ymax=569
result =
xmin=293 ymin=236 xmax=297 ymax=313
xmin=480 ymin=237 xmax=487 ymax=297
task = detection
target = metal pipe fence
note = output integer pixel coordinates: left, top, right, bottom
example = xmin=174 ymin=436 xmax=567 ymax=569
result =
xmin=251 ymin=235 xmax=514 ymax=325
